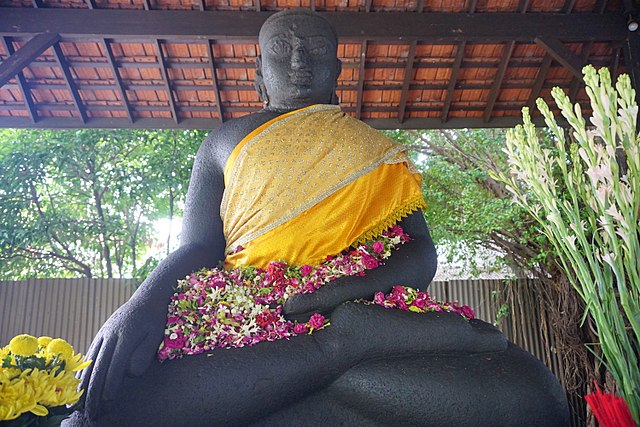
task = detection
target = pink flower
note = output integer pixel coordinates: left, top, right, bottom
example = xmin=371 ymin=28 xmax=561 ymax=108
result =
xmin=362 ymin=254 xmax=379 ymax=269
xmin=300 ymin=265 xmax=313 ymax=277
xmin=374 ymin=292 xmax=385 ymax=305
xmin=372 ymin=241 xmax=384 ymax=254
xmin=461 ymin=305 xmax=475 ymax=319
xmin=294 ymin=323 xmax=309 ymax=334
xmin=308 ymin=313 xmax=325 ymax=329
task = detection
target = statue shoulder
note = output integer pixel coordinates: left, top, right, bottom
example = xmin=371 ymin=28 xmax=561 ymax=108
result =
xmin=198 ymin=111 xmax=281 ymax=171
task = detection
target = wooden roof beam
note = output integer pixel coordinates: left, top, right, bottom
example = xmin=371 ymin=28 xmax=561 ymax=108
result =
xmin=441 ymin=41 xmax=465 ymax=123
xmin=568 ymin=41 xmax=593 ymax=100
xmin=205 ymin=40 xmax=225 ymax=123
xmin=0 ymin=32 xmax=60 ymax=88
xmin=535 ymin=37 xmax=587 ymax=79
xmin=52 ymin=42 xmax=88 ymax=123
xmin=483 ymin=41 xmax=515 ymax=123
xmin=355 ymin=40 xmax=367 ymax=120
xmin=103 ymin=38 xmax=133 ymax=123
xmin=153 ymin=40 xmax=179 ymax=124
xmin=1 ymin=37 xmax=37 ymax=123
xmin=0 ymin=115 xmax=557 ymax=130
xmin=0 ymin=10 xmax=627 ymax=42
xmin=526 ymin=53 xmax=552 ymax=110
xmin=397 ymin=41 xmax=416 ymax=124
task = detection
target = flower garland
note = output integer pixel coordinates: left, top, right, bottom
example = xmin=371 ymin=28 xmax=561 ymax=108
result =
xmin=0 ymin=335 xmax=91 ymax=423
xmin=158 ymin=225 xmax=474 ymax=361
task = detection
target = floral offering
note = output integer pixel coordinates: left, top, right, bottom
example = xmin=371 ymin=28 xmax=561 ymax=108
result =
xmin=0 ymin=335 xmax=91 ymax=425
xmin=158 ymin=225 xmax=474 ymax=361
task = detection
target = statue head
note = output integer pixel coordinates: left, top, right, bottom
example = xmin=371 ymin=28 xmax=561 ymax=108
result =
xmin=256 ymin=9 xmax=342 ymax=111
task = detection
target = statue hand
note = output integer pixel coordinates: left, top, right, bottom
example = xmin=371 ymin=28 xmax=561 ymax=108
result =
xmin=283 ymin=278 xmax=369 ymax=321
xmin=79 ymin=293 xmax=167 ymax=419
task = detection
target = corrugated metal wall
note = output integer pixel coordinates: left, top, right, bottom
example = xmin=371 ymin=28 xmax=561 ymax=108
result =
xmin=0 ymin=278 xmax=135 ymax=353
xmin=1 ymin=278 xmax=584 ymax=425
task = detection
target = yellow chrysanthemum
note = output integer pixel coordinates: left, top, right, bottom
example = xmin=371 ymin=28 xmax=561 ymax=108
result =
xmin=27 ymin=369 xmax=83 ymax=407
xmin=0 ymin=368 xmax=44 ymax=421
xmin=0 ymin=346 xmax=11 ymax=364
xmin=37 ymin=336 xmax=52 ymax=348
xmin=46 ymin=339 xmax=73 ymax=361
xmin=8 ymin=334 xmax=38 ymax=357
xmin=65 ymin=352 xmax=92 ymax=372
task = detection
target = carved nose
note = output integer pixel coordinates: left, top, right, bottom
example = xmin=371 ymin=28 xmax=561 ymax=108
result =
xmin=291 ymin=46 xmax=309 ymax=70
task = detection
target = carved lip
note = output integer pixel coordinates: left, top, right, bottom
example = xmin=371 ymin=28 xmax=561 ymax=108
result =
xmin=288 ymin=71 xmax=313 ymax=86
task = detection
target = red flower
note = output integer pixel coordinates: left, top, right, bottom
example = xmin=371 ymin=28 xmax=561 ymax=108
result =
xmin=308 ymin=313 xmax=325 ymax=329
xmin=256 ymin=310 xmax=278 ymax=328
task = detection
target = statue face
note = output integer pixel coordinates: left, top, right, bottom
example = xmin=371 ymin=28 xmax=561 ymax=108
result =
xmin=258 ymin=13 xmax=341 ymax=110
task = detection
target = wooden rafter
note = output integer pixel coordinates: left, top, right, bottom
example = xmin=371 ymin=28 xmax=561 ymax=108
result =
xmin=0 ymin=115 xmax=555 ymax=130
xmin=610 ymin=44 xmax=621 ymax=79
xmin=0 ymin=10 xmax=627 ymax=42
xmin=397 ymin=41 xmax=417 ymax=124
xmin=355 ymin=40 xmax=367 ymax=120
xmin=483 ymin=41 xmax=515 ymax=122
xmin=365 ymin=0 xmax=372 ymax=12
xmin=568 ymin=41 xmax=593 ymax=100
xmin=205 ymin=40 xmax=225 ymax=123
xmin=153 ymin=40 xmax=179 ymax=123
xmin=1 ymin=37 xmax=37 ymax=123
xmin=102 ymin=39 xmax=133 ymax=123
xmin=52 ymin=42 xmax=88 ymax=123
xmin=441 ymin=41 xmax=465 ymax=123
xmin=535 ymin=37 xmax=587 ymax=79
xmin=0 ymin=32 xmax=60 ymax=88
xmin=561 ymin=0 xmax=576 ymax=13
xmin=526 ymin=54 xmax=552 ymax=109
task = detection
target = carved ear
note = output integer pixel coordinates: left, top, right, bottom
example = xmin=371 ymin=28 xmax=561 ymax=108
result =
xmin=254 ymin=55 xmax=269 ymax=105
xmin=330 ymin=59 xmax=343 ymax=105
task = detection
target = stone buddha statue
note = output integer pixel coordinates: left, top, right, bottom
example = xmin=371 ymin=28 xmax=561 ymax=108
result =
xmin=68 ymin=9 xmax=569 ymax=426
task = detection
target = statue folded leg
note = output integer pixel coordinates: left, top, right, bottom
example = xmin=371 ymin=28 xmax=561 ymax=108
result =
xmin=66 ymin=303 xmax=537 ymax=427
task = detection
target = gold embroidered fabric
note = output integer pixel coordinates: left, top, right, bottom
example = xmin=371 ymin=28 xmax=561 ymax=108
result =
xmin=222 ymin=104 xmax=425 ymax=269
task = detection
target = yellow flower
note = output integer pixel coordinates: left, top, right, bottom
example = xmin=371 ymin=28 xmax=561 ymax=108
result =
xmin=37 ymin=336 xmax=52 ymax=348
xmin=8 ymin=334 xmax=38 ymax=357
xmin=46 ymin=339 xmax=73 ymax=361
xmin=65 ymin=352 xmax=92 ymax=372
xmin=0 ymin=368 xmax=46 ymax=421
xmin=28 ymin=369 xmax=83 ymax=407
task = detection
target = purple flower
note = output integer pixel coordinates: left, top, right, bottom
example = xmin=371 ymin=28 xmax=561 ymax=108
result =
xmin=362 ymin=254 xmax=379 ymax=269
xmin=308 ymin=313 xmax=325 ymax=329
xmin=294 ymin=323 xmax=309 ymax=334
xmin=300 ymin=265 xmax=313 ymax=277
xmin=461 ymin=305 xmax=475 ymax=319
xmin=372 ymin=241 xmax=384 ymax=254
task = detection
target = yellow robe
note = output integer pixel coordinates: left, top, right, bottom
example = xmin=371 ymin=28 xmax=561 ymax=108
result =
xmin=222 ymin=104 xmax=425 ymax=269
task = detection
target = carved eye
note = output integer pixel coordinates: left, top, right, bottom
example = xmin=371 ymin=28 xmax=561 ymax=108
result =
xmin=269 ymin=39 xmax=292 ymax=56
xmin=309 ymin=45 xmax=328 ymax=56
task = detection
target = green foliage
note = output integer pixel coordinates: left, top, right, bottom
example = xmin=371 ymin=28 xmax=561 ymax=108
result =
xmin=0 ymin=128 xmax=206 ymax=279
xmin=497 ymin=66 xmax=640 ymax=421
xmin=385 ymin=128 xmax=542 ymax=277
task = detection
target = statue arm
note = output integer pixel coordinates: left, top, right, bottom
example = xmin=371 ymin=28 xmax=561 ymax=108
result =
xmin=81 ymin=133 xmax=227 ymax=419
xmin=284 ymin=210 xmax=437 ymax=319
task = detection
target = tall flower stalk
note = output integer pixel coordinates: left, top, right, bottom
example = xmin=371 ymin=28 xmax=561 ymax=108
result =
xmin=495 ymin=65 xmax=639 ymax=422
